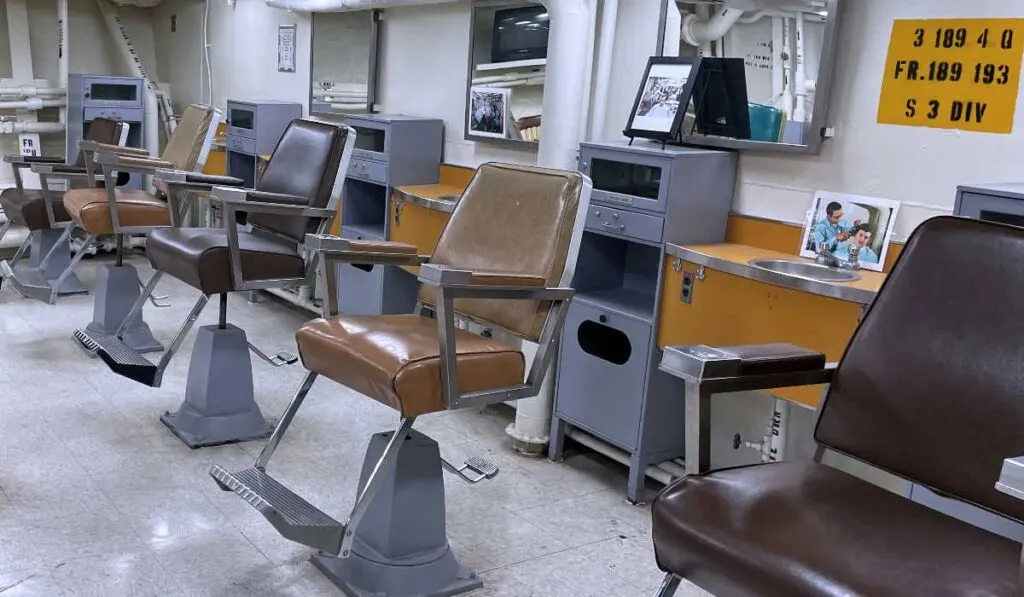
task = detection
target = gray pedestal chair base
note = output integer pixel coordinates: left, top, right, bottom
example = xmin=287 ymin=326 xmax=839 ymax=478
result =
xmin=312 ymin=430 xmax=482 ymax=597
xmin=85 ymin=263 xmax=162 ymax=353
xmin=162 ymin=324 xmax=273 ymax=448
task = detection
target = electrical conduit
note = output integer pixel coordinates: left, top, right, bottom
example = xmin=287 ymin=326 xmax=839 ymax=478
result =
xmin=681 ymin=6 xmax=743 ymax=46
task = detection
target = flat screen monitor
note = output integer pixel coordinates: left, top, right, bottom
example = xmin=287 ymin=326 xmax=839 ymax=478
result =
xmin=691 ymin=58 xmax=752 ymax=141
xmin=491 ymin=6 xmax=550 ymax=64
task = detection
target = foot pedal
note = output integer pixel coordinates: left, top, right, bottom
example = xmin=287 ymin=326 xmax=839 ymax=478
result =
xmin=210 ymin=465 xmax=344 ymax=554
xmin=442 ymin=456 xmax=499 ymax=483
xmin=138 ymin=278 xmax=171 ymax=308
xmin=247 ymin=343 xmax=298 ymax=367
xmin=0 ymin=261 xmax=53 ymax=303
xmin=83 ymin=330 xmax=160 ymax=387
xmin=72 ymin=328 xmax=101 ymax=357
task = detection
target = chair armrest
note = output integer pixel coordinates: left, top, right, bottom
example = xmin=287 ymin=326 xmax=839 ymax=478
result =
xmin=305 ymin=234 xmax=428 ymax=265
xmin=996 ymin=457 xmax=1024 ymax=501
xmin=659 ymin=343 xmax=835 ymax=393
xmin=31 ymin=163 xmax=87 ymax=175
xmin=94 ymin=152 xmax=175 ymax=174
xmin=4 ymin=155 xmax=65 ymax=166
xmin=211 ymin=186 xmax=333 ymax=218
xmin=418 ymin=264 xmax=572 ymax=301
xmin=79 ymin=141 xmax=151 ymax=157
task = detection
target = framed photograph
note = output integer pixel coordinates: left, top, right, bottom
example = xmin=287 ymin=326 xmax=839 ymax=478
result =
xmin=468 ymin=86 xmax=510 ymax=139
xmin=624 ymin=56 xmax=698 ymax=140
xmin=278 ymin=24 xmax=297 ymax=73
xmin=799 ymin=191 xmax=901 ymax=272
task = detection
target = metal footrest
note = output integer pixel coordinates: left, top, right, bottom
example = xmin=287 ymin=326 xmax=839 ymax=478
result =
xmin=84 ymin=330 xmax=160 ymax=387
xmin=248 ymin=343 xmax=299 ymax=367
xmin=442 ymin=456 xmax=499 ymax=484
xmin=0 ymin=260 xmax=53 ymax=303
xmin=210 ymin=465 xmax=344 ymax=555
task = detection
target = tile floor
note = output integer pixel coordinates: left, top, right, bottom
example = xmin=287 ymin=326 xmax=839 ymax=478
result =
xmin=0 ymin=255 xmax=710 ymax=596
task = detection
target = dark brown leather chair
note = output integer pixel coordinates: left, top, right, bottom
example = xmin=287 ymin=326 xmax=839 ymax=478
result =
xmin=0 ymin=117 xmax=127 ymax=293
xmin=209 ymin=163 xmax=593 ymax=596
xmin=84 ymin=118 xmax=354 ymax=449
xmin=651 ymin=216 xmax=1024 ymax=597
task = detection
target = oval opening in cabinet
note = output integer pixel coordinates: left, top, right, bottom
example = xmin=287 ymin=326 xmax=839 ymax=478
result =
xmin=577 ymin=320 xmax=632 ymax=365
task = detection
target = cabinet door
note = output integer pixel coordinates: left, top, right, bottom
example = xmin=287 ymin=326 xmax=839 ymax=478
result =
xmin=555 ymin=301 xmax=652 ymax=451
xmin=580 ymin=148 xmax=671 ymax=214
xmin=337 ymin=263 xmax=384 ymax=315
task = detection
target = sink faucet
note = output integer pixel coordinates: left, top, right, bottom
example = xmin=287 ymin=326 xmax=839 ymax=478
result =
xmin=816 ymin=242 xmax=861 ymax=271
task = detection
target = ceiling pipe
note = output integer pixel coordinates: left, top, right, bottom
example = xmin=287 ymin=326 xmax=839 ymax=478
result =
xmin=681 ymin=6 xmax=743 ymax=46
xmin=662 ymin=0 xmax=682 ymax=57
xmin=264 ymin=0 xmax=457 ymax=11
xmin=588 ymin=0 xmax=617 ymax=141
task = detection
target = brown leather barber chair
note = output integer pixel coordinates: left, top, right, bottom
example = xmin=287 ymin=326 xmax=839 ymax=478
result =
xmin=209 ymin=163 xmax=593 ymax=596
xmin=84 ymin=118 xmax=354 ymax=448
xmin=0 ymin=117 xmax=128 ymax=297
xmin=652 ymin=216 xmax=1024 ymax=597
xmin=50 ymin=104 xmax=230 ymax=356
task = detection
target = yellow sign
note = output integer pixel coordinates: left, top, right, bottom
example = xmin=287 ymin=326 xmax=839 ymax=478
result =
xmin=877 ymin=19 xmax=1024 ymax=134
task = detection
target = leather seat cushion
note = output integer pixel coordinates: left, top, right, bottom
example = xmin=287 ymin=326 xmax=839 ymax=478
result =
xmin=63 ymin=188 xmax=170 ymax=235
xmin=652 ymin=462 xmax=1019 ymax=597
xmin=0 ymin=188 xmax=69 ymax=230
xmin=146 ymin=227 xmax=305 ymax=295
xmin=296 ymin=314 xmax=525 ymax=417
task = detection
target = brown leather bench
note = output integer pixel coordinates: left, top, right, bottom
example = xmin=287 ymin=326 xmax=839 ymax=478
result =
xmin=652 ymin=216 xmax=1024 ymax=597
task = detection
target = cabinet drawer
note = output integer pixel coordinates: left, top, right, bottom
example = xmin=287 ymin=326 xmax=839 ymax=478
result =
xmin=555 ymin=300 xmax=652 ymax=451
xmin=584 ymin=205 xmax=664 ymax=245
xmin=348 ymin=158 xmax=388 ymax=185
xmin=226 ymin=135 xmax=256 ymax=156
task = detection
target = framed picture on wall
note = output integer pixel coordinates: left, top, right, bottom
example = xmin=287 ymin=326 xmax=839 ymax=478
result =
xmin=468 ymin=86 xmax=510 ymax=139
xmin=799 ymin=191 xmax=901 ymax=272
xmin=624 ymin=56 xmax=698 ymax=141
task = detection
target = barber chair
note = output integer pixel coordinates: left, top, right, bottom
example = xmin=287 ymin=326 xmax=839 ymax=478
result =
xmin=47 ymin=104 xmax=227 ymax=356
xmin=651 ymin=216 xmax=1024 ymax=596
xmin=209 ymin=163 xmax=592 ymax=596
xmin=83 ymin=118 xmax=354 ymax=448
xmin=0 ymin=117 xmax=128 ymax=297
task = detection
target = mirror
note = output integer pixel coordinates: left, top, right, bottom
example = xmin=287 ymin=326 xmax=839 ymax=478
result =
xmin=310 ymin=11 xmax=379 ymax=115
xmin=465 ymin=1 xmax=549 ymax=149
xmin=659 ymin=0 xmax=843 ymax=154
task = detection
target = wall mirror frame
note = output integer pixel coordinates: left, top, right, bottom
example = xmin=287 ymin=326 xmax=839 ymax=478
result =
xmin=464 ymin=0 xmax=549 ymax=151
xmin=659 ymin=0 xmax=844 ymax=155
xmin=309 ymin=9 xmax=382 ymax=117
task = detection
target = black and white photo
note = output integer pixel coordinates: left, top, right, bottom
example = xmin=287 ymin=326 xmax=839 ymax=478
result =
xmin=624 ymin=57 xmax=697 ymax=140
xmin=469 ymin=86 xmax=510 ymax=139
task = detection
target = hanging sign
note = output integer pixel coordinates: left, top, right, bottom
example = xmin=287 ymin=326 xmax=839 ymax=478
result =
xmin=278 ymin=24 xmax=297 ymax=73
xmin=877 ymin=18 xmax=1024 ymax=134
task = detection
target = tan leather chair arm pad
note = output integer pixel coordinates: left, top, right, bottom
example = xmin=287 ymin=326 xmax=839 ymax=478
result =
xmin=346 ymin=240 xmax=419 ymax=255
xmin=117 ymin=156 xmax=177 ymax=170
xmin=467 ymin=272 xmax=546 ymax=287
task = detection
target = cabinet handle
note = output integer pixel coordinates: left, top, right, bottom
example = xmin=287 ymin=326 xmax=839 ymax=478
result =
xmin=601 ymin=222 xmax=625 ymax=231
xmin=598 ymin=314 xmax=608 ymax=323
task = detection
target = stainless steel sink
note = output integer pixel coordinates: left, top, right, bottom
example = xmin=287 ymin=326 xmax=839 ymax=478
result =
xmin=748 ymin=258 xmax=861 ymax=282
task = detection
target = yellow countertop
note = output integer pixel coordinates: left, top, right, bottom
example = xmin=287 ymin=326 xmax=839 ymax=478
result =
xmin=666 ymin=242 xmax=886 ymax=305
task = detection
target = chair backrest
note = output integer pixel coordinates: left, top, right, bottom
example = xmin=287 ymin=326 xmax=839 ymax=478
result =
xmin=815 ymin=216 xmax=1024 ymax=523
xmin=76 ymin=117 xmax=125 ymax=166
xmin=249 ymin=118 xmax=352 ymax=242
xmin=418 ymin=162 xmax=590 ymax=341
xmin=160 ymin=104 xmax=217 ymax=171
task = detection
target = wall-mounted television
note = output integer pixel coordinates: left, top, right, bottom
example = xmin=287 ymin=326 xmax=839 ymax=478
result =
xmin=491 ymin=5 xmax=550 ymax=64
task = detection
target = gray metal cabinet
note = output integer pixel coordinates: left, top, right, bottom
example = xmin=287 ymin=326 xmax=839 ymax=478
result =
xmin=336 ymin=114 xmax=444 ymax=315
xmin=955 ymin=183 xmax=1024 ymax=226
xmin=225 ymin=100 xmax=302 ymax=187
xmin=550 ymin=140 xmax=737 ymax=503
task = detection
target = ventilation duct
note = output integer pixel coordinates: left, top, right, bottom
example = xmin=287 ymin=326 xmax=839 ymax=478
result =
xmin=265 ymin=0 xmax=457 ymax=11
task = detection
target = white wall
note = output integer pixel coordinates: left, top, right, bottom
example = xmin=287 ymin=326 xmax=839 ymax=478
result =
xmin=153 ymin=0 xmax=311 ymax=113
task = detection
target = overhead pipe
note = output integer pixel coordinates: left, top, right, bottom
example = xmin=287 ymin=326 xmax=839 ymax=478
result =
xmin=588 ymin=0 xmax=617 ymax=140
xmin=265 ymin=0 xmax=457 ymax=11
xmin=662 ymin=0 xmax=681 ymax=57
xmin=0 ymin=120 xmax=66 ymax=134
xmin=0 ymin=98 xmax=66 ymax=110
xmin=0 ymin=86 xmax=66 ymax=98
xmin=681 ymin=6 xmax=743 ymax=46
xmin=576 ymin=0 xmax=597 ymax=143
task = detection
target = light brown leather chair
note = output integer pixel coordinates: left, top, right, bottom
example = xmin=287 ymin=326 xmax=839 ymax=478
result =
xmin=651 ymin=216 xmax=1024 ymax=597
xmin=83 ymin=118 xmax=354 ymax=449
xmin=50 ymin=105 xmax=233 ymax=356
xmin=0 ymin=117 xmax=127 ymax=296
xmin=210 ymin=163 xmax=593 ymax=596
